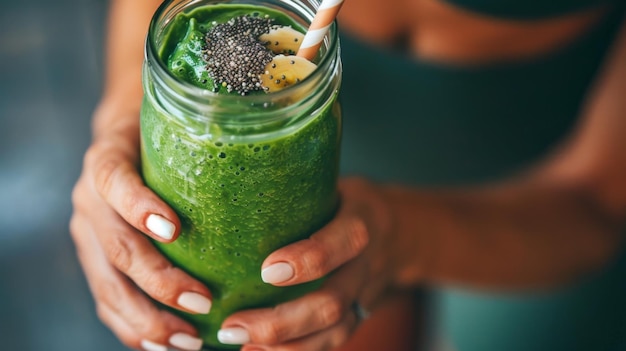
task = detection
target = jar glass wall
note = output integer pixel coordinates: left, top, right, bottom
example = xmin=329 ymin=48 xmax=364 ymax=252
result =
xmin=141 ymin=0 xmax=342 ymax=349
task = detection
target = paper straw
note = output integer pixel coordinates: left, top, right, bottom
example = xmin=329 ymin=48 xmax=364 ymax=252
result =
xmin=297 ymin=0 xmax=344 ymax=60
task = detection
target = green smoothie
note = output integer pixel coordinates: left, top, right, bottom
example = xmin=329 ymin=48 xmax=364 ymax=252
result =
xmin=141 ymin=2 xmax=341 ymax=349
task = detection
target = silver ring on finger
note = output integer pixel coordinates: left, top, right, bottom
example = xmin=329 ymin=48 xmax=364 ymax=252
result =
xmin=351 ymin=301 xmax=371 ymax=324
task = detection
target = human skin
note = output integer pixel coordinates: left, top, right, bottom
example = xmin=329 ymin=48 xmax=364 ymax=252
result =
xmin=69 ymin=0 xmax=626 ymax=350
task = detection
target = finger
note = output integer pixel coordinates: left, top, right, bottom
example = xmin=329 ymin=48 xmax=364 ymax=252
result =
xmin=261 ymin=216 xmax=369 ymax=286
xmin=71 ymin=217 xmax=204 ymax=351
xmin=97 ymin=298 xmax=205 ymax=351
xmin=96 ymin=302 xmax=192 ymax=351
xmin=87 ymin=202 xmax=212 ymax=315
xmin=84 ymin=141 xmax=180 ymax=242
xmin=95 ymin=302 xmax=143 ymax=349
xmin=243 ymin=313 xmax=357 ymax=351
xmin=218 ymin=291 xmax=348 ymax=347
xmin=219 ymin=258 xmax=367 ymax=347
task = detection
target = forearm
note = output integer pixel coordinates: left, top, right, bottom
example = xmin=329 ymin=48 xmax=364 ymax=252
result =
xmin=386 ymin=181 xmax=622 ymax=290
xmin=93 ymin=0 xmax=162 ymax=140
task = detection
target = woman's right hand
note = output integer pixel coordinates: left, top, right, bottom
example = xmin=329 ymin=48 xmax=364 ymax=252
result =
xmin=69 ymin=109 xmax=211 ymax=351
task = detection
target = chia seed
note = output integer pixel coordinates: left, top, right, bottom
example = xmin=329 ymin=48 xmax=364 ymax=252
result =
xmin=203 ymin=15 xmax=275 ymax=95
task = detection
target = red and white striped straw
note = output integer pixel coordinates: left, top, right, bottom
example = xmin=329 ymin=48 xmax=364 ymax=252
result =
xmin=296 ymin=0 xmax=344 ymax=60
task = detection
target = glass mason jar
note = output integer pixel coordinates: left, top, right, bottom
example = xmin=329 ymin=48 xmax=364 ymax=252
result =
xmin=140 ymin=0 xmax=342 ymax=349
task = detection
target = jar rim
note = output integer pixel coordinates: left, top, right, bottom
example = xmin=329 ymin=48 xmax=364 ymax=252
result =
xmin=146 ymin=0 xmax=340 ymax=105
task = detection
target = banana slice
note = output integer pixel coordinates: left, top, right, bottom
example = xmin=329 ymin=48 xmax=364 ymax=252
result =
xmin=260 ymin=55 xmax=317 ymax=93
xmin=260 ymin=26 xmax=305 ymax=55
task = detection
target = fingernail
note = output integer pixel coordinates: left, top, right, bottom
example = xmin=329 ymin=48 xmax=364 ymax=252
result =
xmin=261 ymin=262 xmax=294 ymax=284
xmin=217 ymin=327 xmax=250 ymax=345
xmin=178 ymin=291 xmax=212 ymax=314
xmin=169 ymin=333 xmax=203 ymax=351
xmin=141 ymin=339 xmax=167 ymax=351
xmin=146 ymin=214 xmax=176 ymax=240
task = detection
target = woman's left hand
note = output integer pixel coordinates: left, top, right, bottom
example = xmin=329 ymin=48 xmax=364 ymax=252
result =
xmin=217 ymin=177 xmax=405 ymax=351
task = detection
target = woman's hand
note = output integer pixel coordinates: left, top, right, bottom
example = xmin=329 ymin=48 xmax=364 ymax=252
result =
xmin=217 ymin=177 xmax=406 ymax=351
xmin=69 ymin=110 xmax=211 ymax=351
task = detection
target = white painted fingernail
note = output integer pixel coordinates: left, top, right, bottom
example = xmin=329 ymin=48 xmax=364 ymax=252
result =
xmin=261 ymin=262 xmax=294 ymax=284
xmin=169 ymin=333 xmax=203 ymax=351
xmin=217 ymin=327 xmax=250 ymax=345
xmin=141 ymin=339 xmax=167 ymax=351
xmin=146 ymin=214 xmax=175 ymax=240
xmin=178 ymin=291 xmax=212 ymax=314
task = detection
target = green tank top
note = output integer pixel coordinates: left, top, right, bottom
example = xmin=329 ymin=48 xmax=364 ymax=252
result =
xmin=340 ymin=6 xmax=624 ymax=187
xmin=338 ymin=4 xmax=626 ymax=351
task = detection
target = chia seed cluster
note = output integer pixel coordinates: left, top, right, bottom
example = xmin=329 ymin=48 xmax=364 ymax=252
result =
xmin=203 ymin=15 xmax=275 ymax=95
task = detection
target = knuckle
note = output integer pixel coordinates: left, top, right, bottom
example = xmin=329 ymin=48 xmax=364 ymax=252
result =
xmin=148 ymin=279 xmax=172 ymax=303
xmin=93 ymin=282 xmax=155 ymax=349
xmin=93 ymin=155 xmax=121 ymax=199
xmin=317 ymin=293 xmax=344 ymax=327
xmin=96 ymin=290 xmax=165 ymax=348
xmin=257 ymin=318 xmax=287 ymax=345
xmin=104 ymin=233 xmax=135 ymax=273
xmin=87 ymin=143 xmax=145 ymax=224
xmin=301 ymin=240 xmax=331 ymax=278
xmin=71 ymin=178 xmax=93 ymax=212
xmin=142 ymin=269 xmax=177 ymax=303
xmin=83 ymin=143 xmax=99 ymax=167
xmin=120 ymin=189 xmax=142 ymax=219
xmin=132 ymin=313 xmax=162 ymax=337
xmin=94 ymin=303 xmax=142 ymax=350
xmin=94 ymin=279 xmax=126 ymax=314
xmin=345 ymin=217 xmax=369 ymax=257
xmin=84 ymin=142 xmax=108 ymax=172
xmin=87 ymin=141 xmax=137 ymax=202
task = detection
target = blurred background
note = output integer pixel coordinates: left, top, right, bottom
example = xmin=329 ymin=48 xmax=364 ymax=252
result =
xmin=3 ymin=0 xmax=625 ymax=350
xmin=0 ymin=0 xmax=126 ymax=349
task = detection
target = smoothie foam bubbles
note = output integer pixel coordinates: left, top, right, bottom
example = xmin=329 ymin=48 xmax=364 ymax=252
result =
xmin=141 ymin=0 xmax=342 ymax=349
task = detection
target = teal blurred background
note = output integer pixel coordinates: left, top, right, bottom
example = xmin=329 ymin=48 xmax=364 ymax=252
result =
xmin=2 ymin=1 xmax=625 ymax=350
xmin=0 ymin=0 xmax=125 ymax=349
